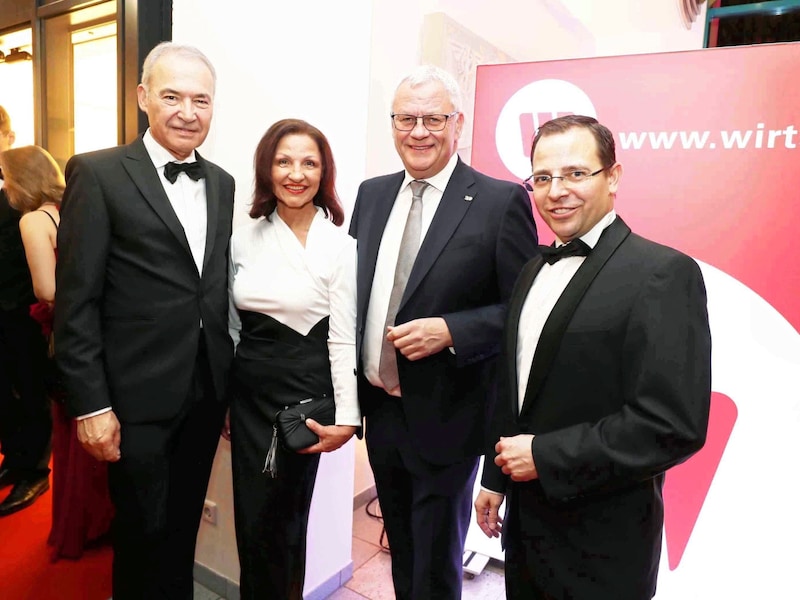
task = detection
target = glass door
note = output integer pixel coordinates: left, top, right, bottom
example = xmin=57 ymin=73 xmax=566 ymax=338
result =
xmin=42 ymin=0 xmax=117 ymax=169
xmin=0 ymin=27 xmax=34 ymax=147
xmin=71 ymin=22 xmax=117 ymax=154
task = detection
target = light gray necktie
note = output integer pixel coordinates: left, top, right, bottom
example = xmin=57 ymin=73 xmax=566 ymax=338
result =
xmin=379 ymin=180 xmax=429 ymax=391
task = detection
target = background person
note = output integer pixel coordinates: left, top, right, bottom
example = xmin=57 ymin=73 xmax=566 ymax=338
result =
xmin=54 ymin=42 xmax=235 ymax=599
xmin=0 ymin=108 xmax=52 ymax=518
xmin=0 ymin=144 xmax=114 ymax=558
xmin=476 ymin=115 xmax=712 ymax=600
xmin=2 ymin=146 xmax=61 ymax=354
xmin=349 ymin=65 xmax=539 ymax=599
xmin=226 ymin=118 xmax=359 ymax=600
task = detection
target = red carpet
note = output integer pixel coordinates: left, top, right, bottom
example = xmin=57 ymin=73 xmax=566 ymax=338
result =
xmin=0 ymin=473 xmax=112 ymax=600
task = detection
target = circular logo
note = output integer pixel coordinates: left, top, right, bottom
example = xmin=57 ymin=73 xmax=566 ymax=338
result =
xmin=495 ymin=79 xmax=596 ymax=179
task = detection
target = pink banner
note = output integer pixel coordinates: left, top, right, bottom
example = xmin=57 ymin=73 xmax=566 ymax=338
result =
xmin=472 ymin=42 xmax=800 ymax=598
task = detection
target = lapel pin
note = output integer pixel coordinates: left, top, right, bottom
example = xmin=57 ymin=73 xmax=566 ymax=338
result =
xmin=464 ymin=195 xmax=473 ymax=202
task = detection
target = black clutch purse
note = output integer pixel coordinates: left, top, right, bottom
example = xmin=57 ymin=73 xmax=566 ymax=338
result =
xmin=263 ymin=395 xmax=335 ymax=478
xmin=277 ymin=396 xmax=336 ymax=452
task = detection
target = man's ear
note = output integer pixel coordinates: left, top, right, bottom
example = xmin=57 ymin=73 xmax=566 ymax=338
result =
xmin=7 ymin=131 xmax=15 ymax=147
xmin=607 ymin=162 xmax=622 ymax=194
xmin=137 ymin=85 xmax=148 ymax=112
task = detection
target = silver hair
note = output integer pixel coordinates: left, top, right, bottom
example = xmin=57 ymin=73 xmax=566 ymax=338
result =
xmin=140 ymin=41 xmax=217 ymax=94
xmin=395 ymin=65 xmax=463 ymax=113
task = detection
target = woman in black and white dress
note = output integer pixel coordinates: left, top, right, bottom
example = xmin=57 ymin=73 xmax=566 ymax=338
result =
xmin=226 ymin=119 xmax=359 ymax=600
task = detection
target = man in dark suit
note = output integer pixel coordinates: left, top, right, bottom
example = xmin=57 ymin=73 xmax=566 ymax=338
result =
xmin=0 ymin=105 xmax=52 ymax=516
xmin=475 ymin=115 xmax=711 ymax=600
xmin=55 ymin=43 xmax=234 ymax=600
xmin=349 ymin=65 xmax=538 ymax=599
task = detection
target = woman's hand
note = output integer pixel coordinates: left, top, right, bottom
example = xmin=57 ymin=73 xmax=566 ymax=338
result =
xmin=298 ymin=421 xmax=357 ymax=454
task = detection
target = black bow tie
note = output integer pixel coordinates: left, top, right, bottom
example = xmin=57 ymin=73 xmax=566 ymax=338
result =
xmin=164 ymin=161 xmax=204 ymax=184
xmin=540 ymin=239 xmax=591 ymax=265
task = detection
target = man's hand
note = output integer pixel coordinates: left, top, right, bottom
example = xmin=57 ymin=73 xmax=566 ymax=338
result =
xmin=387 ymin=317 xmax=452 ymax=361
xmin=475 ymin=490 xmax=504 ymax=538
xmin=298 ymin=420 xmax=357 ymax=454
xmin=76 ymin=411 xmax=122 ymax=462
xmin=495 ymin=434 xmax=538 ymax=482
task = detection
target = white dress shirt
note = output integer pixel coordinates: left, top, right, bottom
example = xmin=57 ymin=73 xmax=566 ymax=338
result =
xmin=363 ymin=153 xmax=460 ymax=394
xmin=142 ymin=129 xmax=207 ymax=275
xmin=516 ymin=211 xmax=617 ymax=412
xmin=228 ymin=208 xmax=360 ymax=426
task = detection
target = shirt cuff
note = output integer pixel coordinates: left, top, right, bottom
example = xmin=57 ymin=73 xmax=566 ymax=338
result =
xmin=76 ymin=407 xmax=113 ymax=420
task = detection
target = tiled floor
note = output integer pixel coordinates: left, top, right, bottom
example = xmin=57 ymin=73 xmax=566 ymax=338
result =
xmin=330 ymin=498 xmax=505 ymax=600
xmin=194 ymin=498 xmax=506 ymax=600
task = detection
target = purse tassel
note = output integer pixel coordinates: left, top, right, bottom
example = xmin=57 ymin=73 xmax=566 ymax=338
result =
xmin=263 ymin=423 xmax=279 ymax=478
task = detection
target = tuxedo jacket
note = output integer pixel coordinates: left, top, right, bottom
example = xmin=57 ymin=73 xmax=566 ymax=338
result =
xmin=350 ymin=159 xmax=539 ymax=466
xmin=55 ymin=137 xmax=235 ymax=422
xmin=482 ymin=217 xmax=712 ymax=599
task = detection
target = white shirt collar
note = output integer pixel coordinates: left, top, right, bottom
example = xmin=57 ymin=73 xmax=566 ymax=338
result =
xmin=555 ymin=209 xmax=617 ymax=249
xmin=142 ymin=129 xmax=198 ymax=169
xmin=400 ymin=152 xmax=459 ymax=193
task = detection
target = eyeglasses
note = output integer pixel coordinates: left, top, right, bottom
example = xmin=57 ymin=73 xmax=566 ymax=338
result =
xmin=523 ymin=167 xmax=609 ymax=192
xmin=390 ymin=112 xmax=459 ymax=132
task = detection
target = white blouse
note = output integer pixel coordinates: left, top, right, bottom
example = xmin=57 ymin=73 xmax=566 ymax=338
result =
xmin=228 ymin=207 xmax=360 ymax=426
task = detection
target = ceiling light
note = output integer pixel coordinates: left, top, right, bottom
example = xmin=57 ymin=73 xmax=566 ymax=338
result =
xmin=5 ymin=48 xmax=32 ymax=63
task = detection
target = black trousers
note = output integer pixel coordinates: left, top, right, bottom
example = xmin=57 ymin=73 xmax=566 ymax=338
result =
xmin=230 ymin=386 xmax=321 ymax=600
xmin=107 ymin=341 xmax=226 ymax=600
xmin=364 ymin=386 xmax=478 ymax=600
xmin=0 ymin=306 xmax=51 ymax=476
xmin=505 ymin=531 xmax=562 ymax=600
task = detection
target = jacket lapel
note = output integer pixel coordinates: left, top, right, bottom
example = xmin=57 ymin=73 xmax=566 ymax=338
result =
xmin=122 ymin=138 xmax=194 ymax=264
xmin=519 ymin=217 xmax=631 ymax=420
xmin=358 ymin=173 xmax=404 ymax=321
xmin=505 ymin=255 xmax=545 ymax=417
xmin=197 ymin=151 xmax=219 ymax=275
xmin=399 ymin=159 xmax=474 ymax=310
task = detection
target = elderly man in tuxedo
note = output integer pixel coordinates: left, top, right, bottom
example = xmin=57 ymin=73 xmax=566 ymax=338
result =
xmin=55 ymin=43 xmax=234 ymax=600
xmin=349 ymin=65 xmax=539 ymax=599
xmin=476 ymin=115 xmax=711 ymax=600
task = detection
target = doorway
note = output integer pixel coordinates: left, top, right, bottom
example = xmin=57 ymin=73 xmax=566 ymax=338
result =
xmin=0 ymin=27 xmax=34 ymax=147
xmin=41 ymin=0 xmax=117 ymax=168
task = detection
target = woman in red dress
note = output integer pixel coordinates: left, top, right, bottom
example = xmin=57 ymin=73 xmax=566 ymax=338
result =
xmin=0 ymin=146 xmax=114 ymax=559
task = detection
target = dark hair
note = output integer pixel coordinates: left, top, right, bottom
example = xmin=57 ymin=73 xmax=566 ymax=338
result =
xmin=250 ymin=119 xmax=343 ymax=225
xmin=530 ymin=115 xmax=616 ymax=169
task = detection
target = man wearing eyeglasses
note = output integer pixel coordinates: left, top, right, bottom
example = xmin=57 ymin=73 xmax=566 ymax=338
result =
xmin=349 ymin=65 xmax=538 ymax=599
xmin=475 ymin=115 xmax=711 ymax=600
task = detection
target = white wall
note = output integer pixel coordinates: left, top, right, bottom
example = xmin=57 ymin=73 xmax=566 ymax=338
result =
xmin=172 ymin=0 xmax=706 ymax=595
xmin=365 ymin=0 xmax=706 ymax=177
